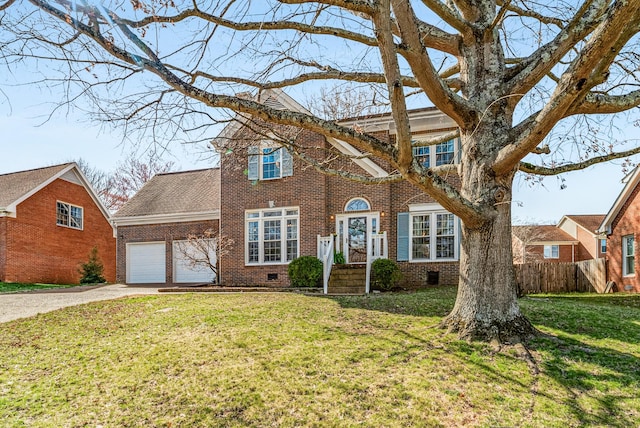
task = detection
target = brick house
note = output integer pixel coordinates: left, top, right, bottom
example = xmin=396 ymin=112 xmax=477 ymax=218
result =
xmin=0 ymin=163 xmax=115 ymax=284
xmin=512 ymin=225 xmax=579 ymax=263
xmin=599 ymin=167 xmax=640 ymax=292
xmin=557 ymin=215 xmax=606 ymax=260
xmin=115 ymin=89 xmax=462 ymax=290
xmin=512 ymin=215 xmax=605 ymax=264
xmin=111 ymin=168 xmax=220 ymax=285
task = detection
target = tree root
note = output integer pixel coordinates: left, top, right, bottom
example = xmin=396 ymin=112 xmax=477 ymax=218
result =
xmin=439 ymin=313 xmax=539 ymax=345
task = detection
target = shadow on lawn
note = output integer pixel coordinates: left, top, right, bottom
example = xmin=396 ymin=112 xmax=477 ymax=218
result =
xmin=328 ymin=288 xmax=640 ymax=426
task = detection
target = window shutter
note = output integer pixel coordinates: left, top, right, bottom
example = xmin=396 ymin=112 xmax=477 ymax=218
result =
xmin=397 ymin=212 xmax=410 ymax=261
xmin=247 ymin=146 xmax=259 ymax=180
xmin=281 ymin=148 xmax=293 ymax=177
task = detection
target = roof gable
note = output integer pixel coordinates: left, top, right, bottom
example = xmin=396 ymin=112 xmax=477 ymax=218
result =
xmin=599 ymin=166 xmax=640 ymax=233
xmin=558 ymin=214 xmax=606 ymax=236
xmin=0 ymin=163 xmax=112 ymax=225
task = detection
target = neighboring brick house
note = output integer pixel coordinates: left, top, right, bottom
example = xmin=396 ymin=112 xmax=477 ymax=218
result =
xmin=599 ymin=167 xmax=640 ymax=292
xmin=0 ymin=163 xmax=115 ymax=284
xmin=115 ymin=89 xmax=462 ymax=289
xmin=557 ymin=215 xmax=607 ymax=260
xmin=512 ymin=225 xmax=579 ymax=263
xmin=111 ymin=168 xmax=220 ymax=286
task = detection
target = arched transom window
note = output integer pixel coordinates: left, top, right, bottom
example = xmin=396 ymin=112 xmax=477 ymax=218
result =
xmin=345 ymin=198 xmax=370 ymax=212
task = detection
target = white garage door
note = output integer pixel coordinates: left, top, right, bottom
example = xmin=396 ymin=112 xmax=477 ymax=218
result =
xmin=173 ymin=240 xmax=217 ymax=283
xmin=127 ymin=242 xmax=166 ymax=283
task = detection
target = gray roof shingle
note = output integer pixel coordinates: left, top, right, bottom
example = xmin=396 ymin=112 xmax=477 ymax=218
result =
xmin=113 ymin=168 xmax=220 ymax=218
xmin=0 ymin=163 xmax=72 ymax=209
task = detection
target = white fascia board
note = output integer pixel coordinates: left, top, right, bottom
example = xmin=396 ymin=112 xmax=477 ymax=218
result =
xmin=0 ymin=208 xmax=15 ymax=218
xmin=326 ymin=137 xmax=389 ymax=178
xmin=112 ymin=210 xmax=220 ymax=227
xmin=338 ymin=109 xmax=456 ymax=135
xmin=598 ymin=166 xmax=640 ymax=234
xmin=409 ymin=203 xmax=444 ymax=212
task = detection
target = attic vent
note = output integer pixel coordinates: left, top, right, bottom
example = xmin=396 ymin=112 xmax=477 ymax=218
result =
xmin=262 ymin=97 xmax=284 ymax=110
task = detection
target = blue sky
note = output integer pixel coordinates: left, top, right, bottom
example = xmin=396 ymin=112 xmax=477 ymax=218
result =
xmin=0 ymin=69 xmax=632 ymax=225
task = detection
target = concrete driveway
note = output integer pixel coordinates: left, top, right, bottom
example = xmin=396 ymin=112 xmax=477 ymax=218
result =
xmin=0 ymin=284 xmax=162 ymax=323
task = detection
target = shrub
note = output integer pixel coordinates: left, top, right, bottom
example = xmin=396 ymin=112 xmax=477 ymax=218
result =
xmin=79 ymin=246 xmax=106 ymax=284
xmin=334 ymin=251 xmax=346 ymax=264
xmin=288 ymin=256 xmax=323 ymax=288
xmin=371 ymin=258 xmax=403 ymax=291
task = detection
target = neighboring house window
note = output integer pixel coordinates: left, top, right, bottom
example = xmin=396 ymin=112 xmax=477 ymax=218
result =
xmin=600 ymin=239 xmax=607 ymax=254
xmin=246 ymin=207 xmax=299 ymax=265
xmin=623 ymin=235 xmax=635 ymax=276
xmin=397 ymin=207 xmax=459 ymax=262
xmin=411 ymin=139 xmax=458 ymax=167
xmin=247 ymin=143 xmax=293 ymax=181
xmin=345 ymin=198 xmax=370 ymax=212
xmin=56 ymin=201 xmax=83 ymax=230
xmin=543 ymin=245 xmax=559 ymax=259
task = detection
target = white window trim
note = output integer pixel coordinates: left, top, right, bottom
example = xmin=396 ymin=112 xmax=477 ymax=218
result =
xmin=408 ymin=208 xmax=459 ymax=262
xmin=245 ymin=206 xmax=300 ymax=266
xmin=260 ymin=144 xmax=283 ymax=181
xmin=344 ymin=197 xmax=371 ymax=212
xmin=623 ymin=235 xmax=635 ymax=277
xmin=600 ymin=238 xmax=607 ymax=254
xmin=411 ymin=138 xmax=459 ymax=168
xmin=56 ymin=201 xmax=84 ymax=230
xmin=543 ymin=245 xmax=560 ymax=259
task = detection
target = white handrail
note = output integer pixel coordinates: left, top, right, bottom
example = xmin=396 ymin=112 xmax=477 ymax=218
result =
xmin=317 ymin=235 xmax=334 ymax=294
xmin=366 ymin=232 xmax=388 ymax=293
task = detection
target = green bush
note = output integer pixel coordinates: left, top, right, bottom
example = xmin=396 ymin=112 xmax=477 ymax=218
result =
xmin=371 ymin=258 xmax=403 ymax=291
xmin=288 ymin=256 xmax=323 ymax=288
xmin=79 ymin=246 xmax=106 ymax=284
xmin=334 ymin=251 xmax=345 ymax=264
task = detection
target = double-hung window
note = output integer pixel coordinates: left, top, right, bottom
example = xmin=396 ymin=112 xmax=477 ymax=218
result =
xmin=398 ymin=204 xmax=459 ymax=262
xmin=247 ymin=142 xmax=293 ymax=181
xmin=56 ymin=201 xmax=83 ymax=230
xmin=600 ymin=238 xmax=607 ymax=254
xmin=543 ymin=245 xmax=559 ymax=259
xmin=246 ymin=207 xmax=299 ymax=265
xmin=623 ymin=235 xmax=635 ymax=276
xmin=411 ymin=139 xmax=458 ymax=168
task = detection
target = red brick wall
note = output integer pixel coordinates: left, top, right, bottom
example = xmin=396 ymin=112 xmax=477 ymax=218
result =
xmin=2 ymin=178 xmax=115 ymax=284
xmin=522 ymin=244 xmax=576 ymax=263
xmin=116 ymin=220 xmax=219 ymax=285
xmin=0 ymin=217 xmax=6 ymax=281
xmin=607 ymin=183 xmax=640 ymax=292
xmin=219 ymin=128 xmax=461 ymax=287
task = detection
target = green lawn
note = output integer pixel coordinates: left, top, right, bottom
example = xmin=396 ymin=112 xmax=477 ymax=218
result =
xmin=0 ymin=282 xmax=80 ymax=293
xmin=1 ymin=287 xmax=638 ymax=427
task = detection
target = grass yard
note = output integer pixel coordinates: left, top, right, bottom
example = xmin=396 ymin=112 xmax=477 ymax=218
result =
xmin=1 ymin=287 xmax=638 ymax=427
xmin=0 ymin=282 xmax=79 ymax=294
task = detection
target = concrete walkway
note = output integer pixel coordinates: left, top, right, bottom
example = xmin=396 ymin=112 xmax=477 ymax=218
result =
xmin=0 ymin=284 xmax=162 ymax=323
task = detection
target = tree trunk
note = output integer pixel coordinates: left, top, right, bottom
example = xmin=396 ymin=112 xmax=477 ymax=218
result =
xmin=441 ymin=184 xmax=537 ymax=343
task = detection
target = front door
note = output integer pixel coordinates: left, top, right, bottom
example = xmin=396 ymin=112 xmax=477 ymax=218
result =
xmin=336 ymin=213 xmax=379 ymax=264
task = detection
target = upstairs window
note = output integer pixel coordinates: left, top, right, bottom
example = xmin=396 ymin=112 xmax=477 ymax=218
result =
xmin=543 ymin=245 xmax=559 ymax=259
xmin=412 ymin=139 xmax=458 ymax=168
xmin=600 ymin=238 xmax=607 ymax=254
xmin=57 ymin=201 xmax=83 ymax=230
xmin=247 ymin=143 xmax=293 ymax=181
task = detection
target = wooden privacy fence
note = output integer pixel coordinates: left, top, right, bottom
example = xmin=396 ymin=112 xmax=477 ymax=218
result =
xmin=515 ymin=258 xmax=607 ymax=295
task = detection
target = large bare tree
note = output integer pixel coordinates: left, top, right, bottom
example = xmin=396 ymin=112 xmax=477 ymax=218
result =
xmin=2 ymin=0 xmax=640 ymax=342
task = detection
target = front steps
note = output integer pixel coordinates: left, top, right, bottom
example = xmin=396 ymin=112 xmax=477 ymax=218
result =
xmin=328 ymin=264 xmax=366 ymax=294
